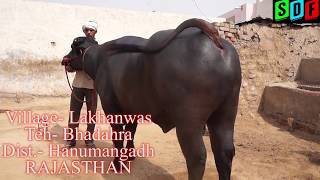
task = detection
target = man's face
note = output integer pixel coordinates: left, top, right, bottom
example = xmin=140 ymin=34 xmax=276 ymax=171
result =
xmin=83 ymin=28 xmax=97 ymax=38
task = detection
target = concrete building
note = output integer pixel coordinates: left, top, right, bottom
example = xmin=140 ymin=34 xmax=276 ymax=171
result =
xmin=219 ymin=0 xmax=273 ymax=24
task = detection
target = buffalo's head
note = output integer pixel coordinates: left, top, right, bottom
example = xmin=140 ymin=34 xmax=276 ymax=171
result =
xmin=61 ymin=36 xmax=98 ymax=71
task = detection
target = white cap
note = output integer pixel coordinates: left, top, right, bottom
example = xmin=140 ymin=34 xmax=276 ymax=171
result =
xmin=82 ymin=20 xmax=98 ymax=31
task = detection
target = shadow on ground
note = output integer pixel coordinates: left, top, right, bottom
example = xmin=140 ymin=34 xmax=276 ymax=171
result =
xmin=258 ymin=90 xmax=320 ymax=144
xmin=294 ymin=151 xmax=320 ymax=166
xmin=50 ymin=124 xmax=176 ymax=180
xmin=258 ymin=112 xmax=320 ymax=144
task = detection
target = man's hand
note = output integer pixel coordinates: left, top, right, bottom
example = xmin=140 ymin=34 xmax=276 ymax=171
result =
xmin=61 ymin=56 xmax=71 ymax=66
xmin=65 ymin=65 xmax=75 ymax=72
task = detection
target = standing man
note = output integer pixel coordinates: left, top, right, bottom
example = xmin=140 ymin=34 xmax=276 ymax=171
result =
xmin=66 ymin=20 xmax=98 ymax=148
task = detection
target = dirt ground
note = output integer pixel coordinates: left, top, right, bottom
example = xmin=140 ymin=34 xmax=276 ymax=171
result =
xmin=0 ymin=93 xmax=319 ymax=180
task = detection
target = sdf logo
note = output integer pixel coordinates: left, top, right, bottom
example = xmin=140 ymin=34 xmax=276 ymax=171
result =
xmin=273 ymin=0 xmax=320 ymax=23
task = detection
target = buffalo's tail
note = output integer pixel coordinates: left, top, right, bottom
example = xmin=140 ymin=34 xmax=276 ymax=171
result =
xmin=101 ymin=18 xmax=223 ymax=55
xmin=160 ymin=18 xmax=223 ymax=50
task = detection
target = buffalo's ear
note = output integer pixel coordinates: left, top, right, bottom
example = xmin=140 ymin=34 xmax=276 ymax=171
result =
xmin=66 ymin=65 xmax=75 ymax=72
xmin=79 ymin=39 xmax=96 ymax=49
xmin=87 ymin=37 xmax=98 ymax=45
xmin=75 ymin=37 xmax=86 ymax=43
xmin=78 ymin=42 xmax=90 ymax=50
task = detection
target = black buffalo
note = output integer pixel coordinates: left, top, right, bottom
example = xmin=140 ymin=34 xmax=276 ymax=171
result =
xmin=62 ymin=18 xmax=241 ymax=180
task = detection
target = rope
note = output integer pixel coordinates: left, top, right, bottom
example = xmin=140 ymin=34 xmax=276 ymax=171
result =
xmin=65 ymin=67 xmax=87 ymax=103
xmin=64 ymin=46 xmax=96 ymax=104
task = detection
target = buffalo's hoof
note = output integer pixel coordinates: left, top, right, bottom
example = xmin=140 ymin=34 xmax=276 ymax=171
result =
xmin=125 ymin=144 xmax=136 ymax=161
xmin=127 ymin=156 xmax=136 ymax=161
xmin=65 ymin=141 xmax=76 ymax=148
xmin=85 ymin=141 xmax=96 ymax=148
xmin=112 ymin=158 xmax=121 ymax=172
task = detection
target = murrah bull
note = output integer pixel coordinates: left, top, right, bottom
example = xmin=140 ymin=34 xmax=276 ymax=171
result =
xmin=62 ymin=18 xmax=241 ymax=180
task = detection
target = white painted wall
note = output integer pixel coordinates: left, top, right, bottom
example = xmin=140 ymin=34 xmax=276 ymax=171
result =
xmin=255 ymin=0 xmax=273 ymax=19
xmin=0 ymin=0 xmax=225 ymax=61
xmin=219 ymin=0 xmax=272 ymax=24
xmin=219 ymin=7 xmax=242 ymax=23
xmin=0 ymin=0 xmax=225 ymax=95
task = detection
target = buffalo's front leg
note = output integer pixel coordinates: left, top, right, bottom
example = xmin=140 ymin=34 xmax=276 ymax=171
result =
xmin=124 ymin=121 xmax=138 ymax=161
xmin=110 ymin=123 xmax=124 ymax=171
xmin=176 ymin=125 xmax=207 ymax=180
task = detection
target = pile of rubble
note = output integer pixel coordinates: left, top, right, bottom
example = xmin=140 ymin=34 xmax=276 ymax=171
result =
xmin=213 ymin=22 xmax=238 ymax=43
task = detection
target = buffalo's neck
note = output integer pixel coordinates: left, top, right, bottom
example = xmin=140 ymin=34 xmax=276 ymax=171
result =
xmin=83 ymin=45 xmax=99 ymax=80
xmin=110 ymin=53 xmax=148 ymax=110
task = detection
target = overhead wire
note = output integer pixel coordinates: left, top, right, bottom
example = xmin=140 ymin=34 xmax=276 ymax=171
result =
xmin=192 ymin=0 xmax=213 ymax=22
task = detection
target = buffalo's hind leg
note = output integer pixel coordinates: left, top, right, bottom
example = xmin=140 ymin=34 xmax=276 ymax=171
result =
xmin=207 ymin=92 xmax=239 ymax=180
xmin=176 ymin=119 xmax=207 ymax=180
